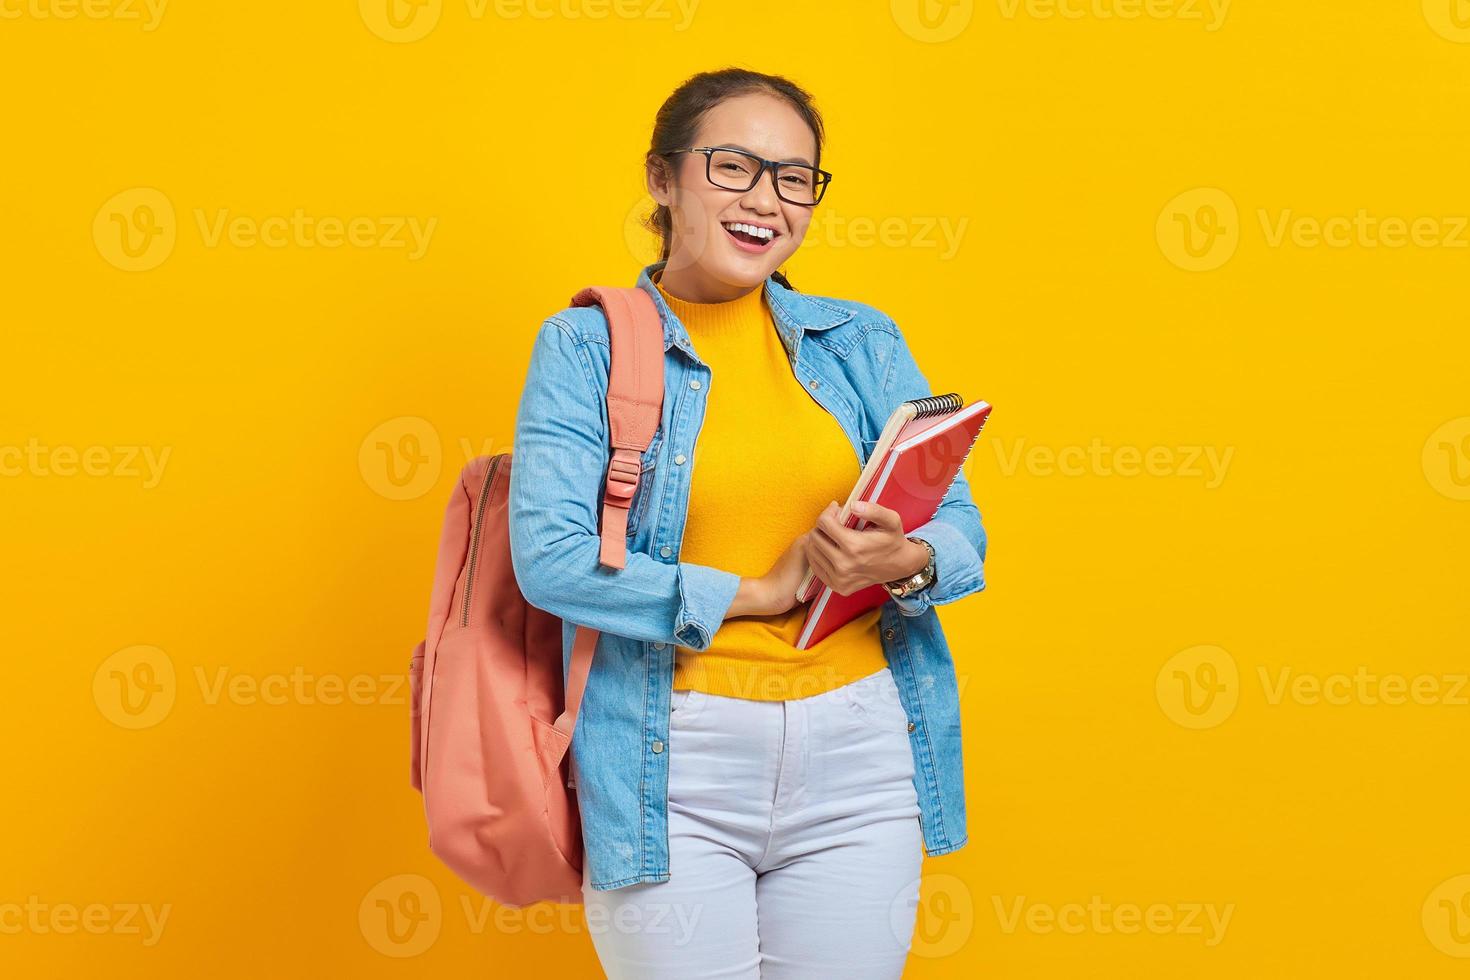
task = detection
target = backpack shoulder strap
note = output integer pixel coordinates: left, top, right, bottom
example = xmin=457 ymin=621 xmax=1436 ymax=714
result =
xmin=553 ymin=286 xmax=665 ymax=751
xmin=568 ymin=286 xmax=665 ymax=571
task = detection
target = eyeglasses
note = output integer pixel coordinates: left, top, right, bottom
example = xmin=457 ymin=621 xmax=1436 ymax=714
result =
xmin=672 ymin=146 xmax=832 ymax=206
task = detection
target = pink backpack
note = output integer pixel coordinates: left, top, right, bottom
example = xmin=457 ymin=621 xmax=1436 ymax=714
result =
xmin=409 ymin=286 xmax=666 ymax=908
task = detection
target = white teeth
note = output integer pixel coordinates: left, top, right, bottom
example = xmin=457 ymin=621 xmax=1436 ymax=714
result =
xmin=723 ymin=222 xmax=774 ymax=241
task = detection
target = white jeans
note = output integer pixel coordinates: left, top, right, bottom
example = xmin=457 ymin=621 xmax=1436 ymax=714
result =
xmin=581 ymin=666 xmax=924 ymax=979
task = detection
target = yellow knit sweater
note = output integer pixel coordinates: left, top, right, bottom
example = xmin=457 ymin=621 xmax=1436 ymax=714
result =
xmin=655 ymin=274 xmax=887 ymax=701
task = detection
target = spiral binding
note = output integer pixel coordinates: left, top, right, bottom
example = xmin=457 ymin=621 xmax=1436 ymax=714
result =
xmin=905 ymin=392 xmax=964 ymax=418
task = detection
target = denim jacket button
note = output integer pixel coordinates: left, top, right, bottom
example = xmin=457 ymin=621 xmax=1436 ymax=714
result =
xmin=883 ymin=627 xmax=895 ymax=640
xmin=689 ymin=379 xmax=701 ymax=390
xmin=674 ymin=453 xmax=686 ymax=465
xmin=907 ymin=721 xmax=916 ymax=733
xmin=653 ymin=641 xmax=665 ymax=650
xmin=660 ymin=545 xmax=673 ymax=558
xmin=652 ymin=740 xmax=664 ymax=753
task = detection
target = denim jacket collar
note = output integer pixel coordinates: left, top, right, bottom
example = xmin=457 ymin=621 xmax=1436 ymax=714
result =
xmin=634 ymin=260 xmax=854 ymax=361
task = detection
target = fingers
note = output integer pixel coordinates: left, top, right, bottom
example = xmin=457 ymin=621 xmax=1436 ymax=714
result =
xmin=815 ymin=500 xmax=852 ymax=541
xmin=852 ymin=499 xmax=899 ymax=530
xmin=805 ymin=537 xmax=833 ymax=584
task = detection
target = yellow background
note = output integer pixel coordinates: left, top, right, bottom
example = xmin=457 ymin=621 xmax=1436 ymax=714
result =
xmin=3 ymin=0 xmax=1469 ymax=976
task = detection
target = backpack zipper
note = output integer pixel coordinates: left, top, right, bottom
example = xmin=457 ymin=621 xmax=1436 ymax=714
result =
xmin=460 ymin=453 xmax=504 ymax=627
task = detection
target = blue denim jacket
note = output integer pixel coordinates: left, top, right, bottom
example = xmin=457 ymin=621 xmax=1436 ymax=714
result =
xmin=508 ymin=260 xmax=987 ymax=891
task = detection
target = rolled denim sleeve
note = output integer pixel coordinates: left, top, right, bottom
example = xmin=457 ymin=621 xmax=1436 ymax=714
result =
xmin=879 ymin=318 xmax=989 ymax=618
xmin=508 ymin=316 xmax=741 ymax=650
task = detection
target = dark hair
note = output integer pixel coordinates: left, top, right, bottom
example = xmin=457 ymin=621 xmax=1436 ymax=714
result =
xmin=644 ymin=67 xmax=825 ymax=292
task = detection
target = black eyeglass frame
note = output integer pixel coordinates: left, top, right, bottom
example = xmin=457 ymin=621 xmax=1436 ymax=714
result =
xmin=671 ymin=145 xmax=833 ymax=206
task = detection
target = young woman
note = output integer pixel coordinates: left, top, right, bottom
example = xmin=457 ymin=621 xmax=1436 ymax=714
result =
xmin=507 ymin=67 xmax=988 ymax=979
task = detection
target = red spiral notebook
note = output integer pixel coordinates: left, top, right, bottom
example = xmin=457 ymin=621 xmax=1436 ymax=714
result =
xmin=794 ymin=393 xmax=992 ymax=651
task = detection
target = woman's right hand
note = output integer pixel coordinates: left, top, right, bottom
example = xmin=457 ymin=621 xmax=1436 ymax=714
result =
xmin=726 ymin=532 xmax=812 ymax=620
xmin=758 ymin=531 xmax=813 ymax=617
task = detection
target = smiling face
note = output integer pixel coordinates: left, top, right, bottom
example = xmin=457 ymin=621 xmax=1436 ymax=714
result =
xmin=647 ymin=91 xmax=819 ymax=302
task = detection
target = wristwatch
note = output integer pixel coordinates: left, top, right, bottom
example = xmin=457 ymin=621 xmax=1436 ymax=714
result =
xmin=883 ymin=537 xmax=936 ymax=599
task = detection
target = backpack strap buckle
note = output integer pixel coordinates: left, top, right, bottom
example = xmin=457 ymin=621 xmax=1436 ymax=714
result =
xmin=598 ymin=448 xmax=642 ymax=568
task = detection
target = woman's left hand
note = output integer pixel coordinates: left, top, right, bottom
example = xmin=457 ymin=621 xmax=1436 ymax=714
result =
xmin=806 ymin=500 xmax=927 ymax=597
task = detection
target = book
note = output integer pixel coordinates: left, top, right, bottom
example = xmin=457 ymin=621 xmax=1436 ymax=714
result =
xmin=794 ymin=393 xmax=992 ymax=650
